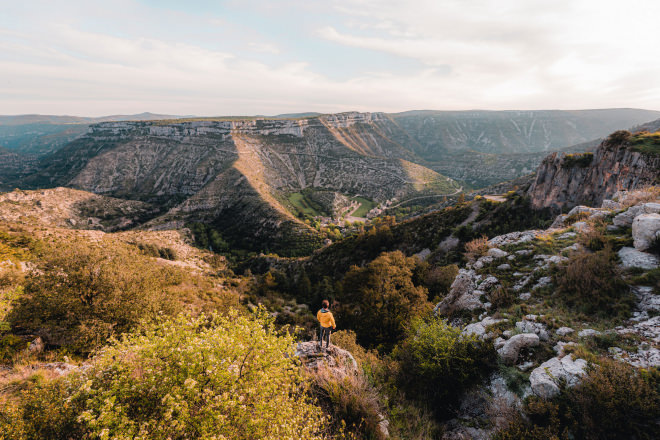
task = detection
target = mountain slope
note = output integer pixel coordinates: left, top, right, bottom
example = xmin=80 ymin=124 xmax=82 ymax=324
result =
xmin=16 ymin=113 xmax=460 ymax=255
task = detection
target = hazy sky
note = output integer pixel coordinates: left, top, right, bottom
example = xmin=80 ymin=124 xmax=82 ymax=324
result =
xmin=2 ymin=0 xmax=659 ymax=116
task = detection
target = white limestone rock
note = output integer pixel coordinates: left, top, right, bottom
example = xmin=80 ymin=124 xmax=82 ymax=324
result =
xmin=530 ymin=355 xmax=588 ymax=399
xmin=618 ymin=247 xmax=659 ymax=270
xmin=516 ymin=320 xmax=550 ymax=341
xmin=632 ymin=213 xmax=660 ymax=251
xmin=497 ymin=333 xmax=540 ymax=365
xmin=578 ymin=329 xmax=601 ymax=338
xmin=556 ymin=327 xmax=575 ymax=337
xmin=489 ymin=230 xmax=541 ymax=247
xmin=601 ymin=199 xmax=622 ymax=210
xmin=487 ymin=248 xmax=509 ymax=259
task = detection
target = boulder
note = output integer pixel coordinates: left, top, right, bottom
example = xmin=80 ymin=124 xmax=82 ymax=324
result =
xmin=295 ymin=341 xmax=358 ymax=376
xmin=550 ymin=214 xmax=568 ymax=229
xmin=614 ymin=203 xmax=660 ymax=228
xmin=435 ymin=269 xmax=485 ymax=314
xmin=556 ymin=327 xmax=574 ymax=337
xmin=566 ymin=205 xmax=599 ymax=217
xmin=28 ymin=337 xmax=45 ymax=354
xmin=487 ymin=248 xmax=509 ymax=259
xmin=632 ymin=286 xmax=660 ymax=313
xmin=632 ymin=213 xmax=660 ymax=251
xmin=516 ymin=320 xmax=550 ymax=341
xmin=618 ymin=247 xmax=659 ymax=270
xmin=489 ymin=230 xmax=541 ymax=247
xmin=462 ymin=316 xmax=506 ymax=339
xmin=497 ymin=333 xmax=539 ymax=365
xmin=578 ymin=329 xmax=601 ymax=338
xmin=601 ymin=199 xmax=622 ymax=210
xmin=530 ymin=355 xmax=588 ymax=399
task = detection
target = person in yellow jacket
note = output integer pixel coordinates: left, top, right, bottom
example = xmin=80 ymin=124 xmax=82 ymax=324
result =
xmin=317 ymin=299 xmax=336 ymax=350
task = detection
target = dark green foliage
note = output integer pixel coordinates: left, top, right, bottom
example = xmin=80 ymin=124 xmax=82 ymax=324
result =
xmin=302 ymin=205 xmax=473 ymax=281
xmin=561 ymin=152 xmax=593 ymax=168
xmin=134 ymin=242 xmax=178 ymax=260
xmin=605 ymin=130 xmax=632 ymax=146
xmin=337 ymin=251 xmax=431 ymax=350
xmin=474 ymin=196 xmax=553 ymax=239
xmin=552 ymin=246 xmax=633 ymax=319
xmin=188 ymin=222 xmax=230 ymax=253
xmin=393 ymin=317 xmax=495 ymax=418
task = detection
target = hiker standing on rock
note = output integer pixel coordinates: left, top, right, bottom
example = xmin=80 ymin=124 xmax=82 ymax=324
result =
xmin=317 ymin=299 xmax=336 ymax=350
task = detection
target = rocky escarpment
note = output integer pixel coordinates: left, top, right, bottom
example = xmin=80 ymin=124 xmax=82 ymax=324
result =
xmin=15 ymin=113 xmax=459 ymax=255
xmin=528 ymin=133 xmax=660 ymax=210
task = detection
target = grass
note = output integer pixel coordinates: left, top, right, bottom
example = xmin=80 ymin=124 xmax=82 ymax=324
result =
xmin=288 ymin=192 xmax=325 ymax=217
xmin=629 ymin=131 xmax=660 ymax=156
xmin=351 ymin=197 xmax=376 ymax=218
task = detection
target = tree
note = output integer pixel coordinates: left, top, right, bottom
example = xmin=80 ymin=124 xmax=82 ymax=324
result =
xmin=338 ymin=251 xmax=430 ymax=349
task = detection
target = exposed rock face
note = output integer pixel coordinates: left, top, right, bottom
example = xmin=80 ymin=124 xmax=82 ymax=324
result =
xmin=435 ymin=269 xmax=498 ymax=314
xmin=618 ymin=247 xmax=659 ymax=270
xmin=528 ymin=138 xmax=660 ymax=211
xmin=294 ymin=341 xmax=358 ymax=376
xmin=632 ymin=213 xmax=660 ymax=251
xmin=497 ymin=333 xmax=540 ymax=365
xmin=529 ymin=355 xmax=588 ymax=399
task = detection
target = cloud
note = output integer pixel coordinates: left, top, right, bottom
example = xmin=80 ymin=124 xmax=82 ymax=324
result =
xmin=0 ymin=0 xmax=659 ymax=115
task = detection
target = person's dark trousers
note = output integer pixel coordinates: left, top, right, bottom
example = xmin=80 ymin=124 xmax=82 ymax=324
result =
xmin=319 ymin=325 xmax=331 ymax=348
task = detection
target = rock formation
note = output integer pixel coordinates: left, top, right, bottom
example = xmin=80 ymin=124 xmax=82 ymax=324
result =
xmin=528 ymin=135 xmax=660 ymax=210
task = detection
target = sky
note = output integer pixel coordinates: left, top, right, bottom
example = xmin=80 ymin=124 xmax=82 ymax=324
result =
xmin=1 ymin=0 xmax=659 ymax=116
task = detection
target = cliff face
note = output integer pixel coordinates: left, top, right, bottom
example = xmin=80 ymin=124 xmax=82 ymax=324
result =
xmin=17 ymin=112 xmax=460 ymax=255
xmin=528 ymin=138 xmax=660 ymax=210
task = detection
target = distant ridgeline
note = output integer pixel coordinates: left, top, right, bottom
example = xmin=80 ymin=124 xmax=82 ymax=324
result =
xmin=2 ymin=110 xmax=660 ymax=256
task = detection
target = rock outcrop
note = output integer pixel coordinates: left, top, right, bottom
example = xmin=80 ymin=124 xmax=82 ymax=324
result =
xmin=529 ymin=355 xmax=588 ymax=399
xmin=528 ymin=136 xmax=660 ymax=211
xmin=497 ymin=333 xmax=540 ymax=365
xmin=294 ymin=341 xmax=358 ymax=377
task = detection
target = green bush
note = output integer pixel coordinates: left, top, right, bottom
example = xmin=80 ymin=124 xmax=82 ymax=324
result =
xmin=338 ymin=251 xmax=431 ymax=350
xmin=8 ymin=238 xmax=183 ymax=353
xmin=1 ymin=311 xmax=329 ymax=440
xmin=393 ymin=317 xmax=494 ymax=417
xmin=553 ymin=246 xmax=633 ymax=319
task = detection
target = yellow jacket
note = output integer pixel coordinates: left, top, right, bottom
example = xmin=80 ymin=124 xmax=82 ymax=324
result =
xmin=317 ymin=308 xmax=336 ymax=329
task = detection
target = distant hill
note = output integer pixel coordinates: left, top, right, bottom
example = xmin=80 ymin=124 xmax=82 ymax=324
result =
xmin=0 ymin=113 xmax=184 ymax=155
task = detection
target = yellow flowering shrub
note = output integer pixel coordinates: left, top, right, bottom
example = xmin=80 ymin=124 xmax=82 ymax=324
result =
xmin=1 ymin=310 xmax=330 ymax=440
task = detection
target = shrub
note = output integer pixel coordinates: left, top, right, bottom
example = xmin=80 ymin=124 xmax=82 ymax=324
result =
xmin=310 ymin=369 xmax=385 ymax=440
xmin=553 ymin=246 xmax=633 ymax=319
xmin=338 ymin=251 xmax=431 ymax=350
xmin=393 ymin=317 xmax=494 ymax=417
xmin=1 ymin=311 xmax=329 ymax=440
xmin=605 ymin=130 xmax=631 ymax=146
xmin=494 ymin=359 xmax=660 ymax=440
xmin=423 ymin=264 xmax=458 ymax=301
xmin=464 ymin=236 xmax=489 ymax=262
xmin=8 ymin=238 xmax=183 ymax=353
xmin=562 ymin=152 xmax=594 ymax=168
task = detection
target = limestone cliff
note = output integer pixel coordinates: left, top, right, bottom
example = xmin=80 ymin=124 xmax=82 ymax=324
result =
xmin=17 ymin=113 xmax=459 ymax=255
xmin=528 ymin=133 xmax=660 ymax=210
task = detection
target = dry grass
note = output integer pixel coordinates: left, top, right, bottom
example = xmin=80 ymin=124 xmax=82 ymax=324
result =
xmin=465 ymin=236 xmax=490 ymax=262
xmin=617 ymin=186 xmax=660 ymax=208
xmin=309 ymin=367 xmax=386 ymax=440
